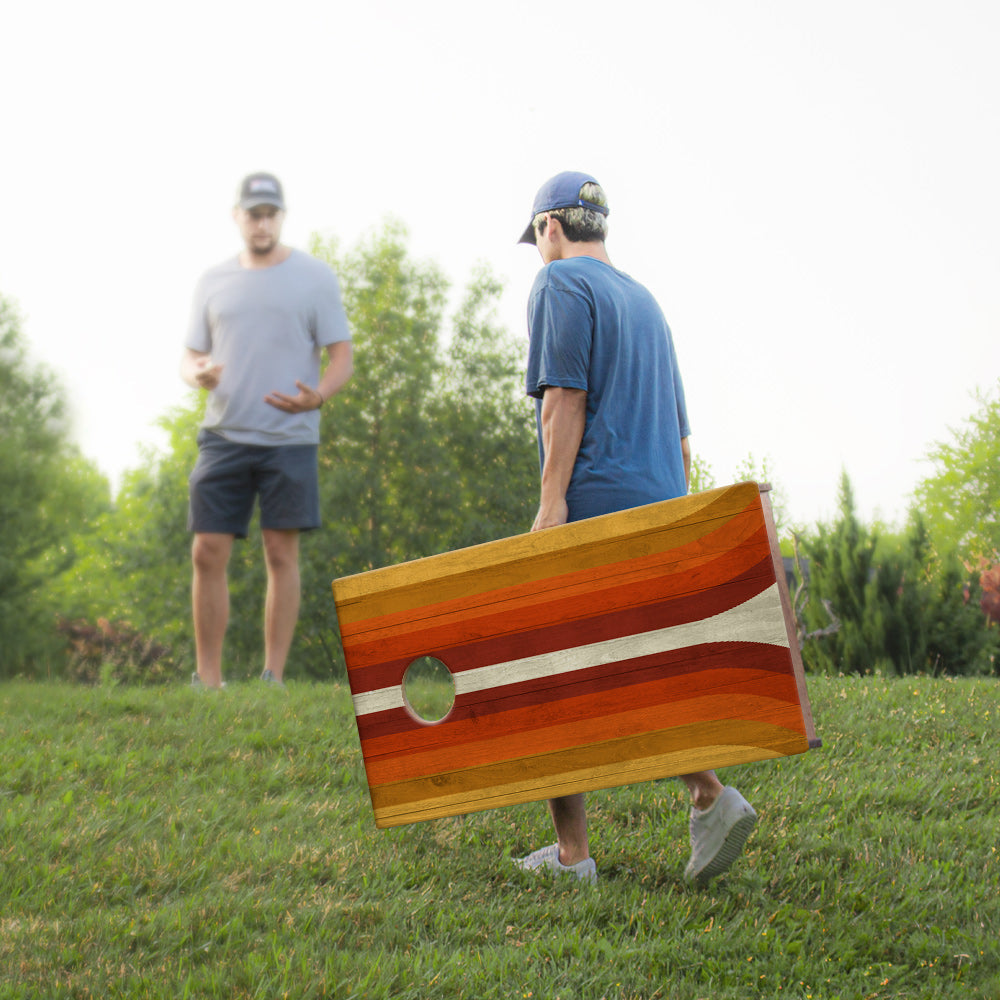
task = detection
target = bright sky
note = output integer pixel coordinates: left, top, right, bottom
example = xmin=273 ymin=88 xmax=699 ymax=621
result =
xmin=2 ymin=1 xmax=997 ymax=529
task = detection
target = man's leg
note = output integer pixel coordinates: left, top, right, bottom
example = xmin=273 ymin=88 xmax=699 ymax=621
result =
xmin=192 ymin=532 xmax=235 ymax=688
xmin=261 ymin=528 xmax=301 ymax=682
xmin=679 ymin=770 xmax=725 ymax=810
xmin=514 ymin=792 xmax=597 ymax=881
xmin=548 ymin=793 xmax=590 ymax=865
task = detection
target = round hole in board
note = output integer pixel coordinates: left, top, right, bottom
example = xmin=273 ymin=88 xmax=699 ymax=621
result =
xmin=401 ymin=656 xmax=456 ymax=724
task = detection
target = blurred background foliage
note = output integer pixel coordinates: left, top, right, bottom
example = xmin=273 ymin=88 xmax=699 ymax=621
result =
xmin=1 ymin=227 xmax=997 ymax=682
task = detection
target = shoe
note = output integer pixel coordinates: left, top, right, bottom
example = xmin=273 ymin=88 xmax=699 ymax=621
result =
xmin=260 ymin=669 xmax=286 ymax=688
xmin=514 ymin=843 xmax=597 ymax=884
xmin=685 ymin=786 xmax=757 ymax=886
xmin=191 ymin=671 xmax=226 ymax=689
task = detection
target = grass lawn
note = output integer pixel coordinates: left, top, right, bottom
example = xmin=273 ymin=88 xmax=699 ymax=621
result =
xmin=0 ymin=674 xmax=996 ymax=999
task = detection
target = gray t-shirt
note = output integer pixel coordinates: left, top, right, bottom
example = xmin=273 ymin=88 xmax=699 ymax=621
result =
xmin=186 ymin=248 xmax=351 ymax=445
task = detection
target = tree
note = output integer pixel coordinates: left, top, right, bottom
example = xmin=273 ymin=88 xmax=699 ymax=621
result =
xmin=688 ymin=452 xmax=789 ymax=537
xmin=297 ymin=227 xmax=538 ymax=676
xmin=61 ymin=223 xmax=538 ymax=681
xmin=0 ymin=294 xmax=111 ymax=676
xmin=54 ymin=400 xmax=202 ymax=663
xmin=799 ymin=471 xmax=997 ymax=676
xmin=913 ymin=380 xmax=1000 ymax=562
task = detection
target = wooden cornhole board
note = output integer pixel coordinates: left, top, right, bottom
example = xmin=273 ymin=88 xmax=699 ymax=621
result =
xmin=332 ymin=482 xmax=818 ymax=829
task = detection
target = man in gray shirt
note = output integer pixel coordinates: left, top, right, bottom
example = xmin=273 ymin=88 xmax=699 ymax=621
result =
xmin=181 ymin=172 xmax=353 ymax=689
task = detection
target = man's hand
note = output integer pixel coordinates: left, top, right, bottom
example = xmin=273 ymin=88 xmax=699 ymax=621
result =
xmin=191 ymin=355 xmax=223 ymax=390
xmin=264 ymin=380 xmax=324 ymax=413
xmin=532 ymin=499 xmax=569 ymax=532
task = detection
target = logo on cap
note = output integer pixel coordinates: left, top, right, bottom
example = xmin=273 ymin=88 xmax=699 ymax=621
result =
xmin=238 ymin=172 xmax=285 ymax=210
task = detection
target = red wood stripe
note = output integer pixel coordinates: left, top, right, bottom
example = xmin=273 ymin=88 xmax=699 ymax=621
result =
xmin=334 ymin=485 xmax=763 ymax=624
xmin=339 ymin=496 xmax=765 ymax=645
xmin=346 ymin=554 xmax=777 ymax=696
xmin=355 ymin=639 xmax=797 ymax=743
xmin=342 ymin=527 xmax=772 ymax=686
xmin=360 ymin=662 xmax=804 ymax=782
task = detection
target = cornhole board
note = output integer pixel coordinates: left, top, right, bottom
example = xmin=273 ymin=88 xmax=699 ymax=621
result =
xmin=332 ymin=482 xmax=818 ymax=829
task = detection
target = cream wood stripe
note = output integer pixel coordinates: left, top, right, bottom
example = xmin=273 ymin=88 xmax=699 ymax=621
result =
xmin=351 ymin=583 xmax=787 ymax=718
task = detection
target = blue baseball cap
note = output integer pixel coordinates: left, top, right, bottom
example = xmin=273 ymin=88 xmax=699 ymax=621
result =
xmin=518 ymin=170 xmax=610 ymax=244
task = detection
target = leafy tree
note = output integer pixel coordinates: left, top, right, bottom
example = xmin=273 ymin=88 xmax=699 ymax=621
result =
xmin=431 ymin=262 xmax=539 ymax=548
xmin=732 ymin=453 xmax=789 ymax=535
xmin=0 ymin=294 xmax=111 ymax=676
xmin=54 ymin=401 xmax=202 ymax=663
xmin=913 ymin=380 xmax=1000 ymax=562
xmin=298 ymin=227 xmax=538 ymax=676
xmin=688 ymin=452 xmax=788 ymax=537
xmin=799 ymin=471 xmax=997 ymax=676
xmin=688 ymin=454 xmax=717 ymax=495
xmin=62 ymin=223 xmax=538 ymax=681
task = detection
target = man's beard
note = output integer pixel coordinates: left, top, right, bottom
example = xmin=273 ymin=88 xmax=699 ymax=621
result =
xmin=250 ymin=238 xmax=277 ymax=256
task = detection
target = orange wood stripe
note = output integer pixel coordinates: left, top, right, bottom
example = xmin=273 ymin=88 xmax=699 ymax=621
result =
xmin=339 ymin=501 xmax=765 ymax=647
xmin=341 ymin=523 xmax=772 ymax=680
xmin=355 ymin=642 xmax=797 ymax=746
xmin=362 ymin=679 xmax=805 ymax=786
xmin=338 ymin=492 xmax=768 ymax=644
xmin=334 ymin=485 xmax=749 ymax=610
xmin=373 ymin=739 xmax=805 ymax=826
xmin=333 ymin=485 xmax=763 ymax=624
xmin=369 ymin=717 xmax=809 ymax=816
xmin=346 ymin=560 xmax=778 ymax=700
xmin=372 ymin=736 xmax=801 ymax=827
xmin=372 ymin=735 xmax=798 ymax=826
xmin=365 ymin=696 xmax=807 ymax=794
xmin=340 ymin=524 xmax=767 ymax=657
xmin=356 ymin=641 xmax=798 ymax=744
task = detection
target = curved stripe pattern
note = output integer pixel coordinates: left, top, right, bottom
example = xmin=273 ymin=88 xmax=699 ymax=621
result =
xmin=352 ymin=584 xmax=787 ymax=717
xmin=332 ymin=482 xmax=816 ymax=828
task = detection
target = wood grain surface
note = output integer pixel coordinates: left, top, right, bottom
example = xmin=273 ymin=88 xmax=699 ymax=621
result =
xmin=333 ymin=482 xmax=817 ymax=828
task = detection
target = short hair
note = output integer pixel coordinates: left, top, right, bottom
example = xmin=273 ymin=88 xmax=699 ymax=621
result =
xmin=533 ymin=181 xmax=609 ymax=243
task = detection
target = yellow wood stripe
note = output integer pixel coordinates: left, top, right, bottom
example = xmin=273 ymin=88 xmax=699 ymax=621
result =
xmin=333 ymin=483 xmax=762 ymax=624
xmin=340 ymin=505 xmax=768 ymax=652
xmin=341 ymin=544 xmax=763 ymax=654
xmin=370 ymin=719 xmax=807 ymax=827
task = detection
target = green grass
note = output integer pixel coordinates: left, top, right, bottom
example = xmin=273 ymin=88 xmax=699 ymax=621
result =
xmin=0 ymin=674 xmax=996 ymax=999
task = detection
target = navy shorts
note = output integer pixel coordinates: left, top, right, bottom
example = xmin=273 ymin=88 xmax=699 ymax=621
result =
xmin=188 ymin=430 xmax=321 ymax=538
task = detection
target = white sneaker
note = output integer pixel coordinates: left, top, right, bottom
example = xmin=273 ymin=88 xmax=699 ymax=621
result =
xmin=191 ymin=672 xmax=226 ymax=690
xmin=514 ymin=843 xmax=597 ymax=884
xmin=685 ymin=786 xmax=757 ymax=886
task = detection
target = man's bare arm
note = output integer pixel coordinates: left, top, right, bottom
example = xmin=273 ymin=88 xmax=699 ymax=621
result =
xmin=533 ymin=386 xmax=587 ymax=531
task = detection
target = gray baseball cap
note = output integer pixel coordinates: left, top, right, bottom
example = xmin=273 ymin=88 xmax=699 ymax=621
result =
xmin=238 ymin=172 xmax=285 ymax=210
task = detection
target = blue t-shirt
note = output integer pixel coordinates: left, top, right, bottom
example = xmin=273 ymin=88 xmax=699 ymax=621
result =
xmin=525 ymin=256 xmax=690 ymax=522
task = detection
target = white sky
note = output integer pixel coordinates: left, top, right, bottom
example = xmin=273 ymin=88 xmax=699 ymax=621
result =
xmin=2 ymin=0 xmax=997 ymax=529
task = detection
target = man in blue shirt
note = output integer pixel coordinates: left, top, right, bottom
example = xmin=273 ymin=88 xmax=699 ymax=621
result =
xmin=515 ymin=171 xmax=756 ymax=886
